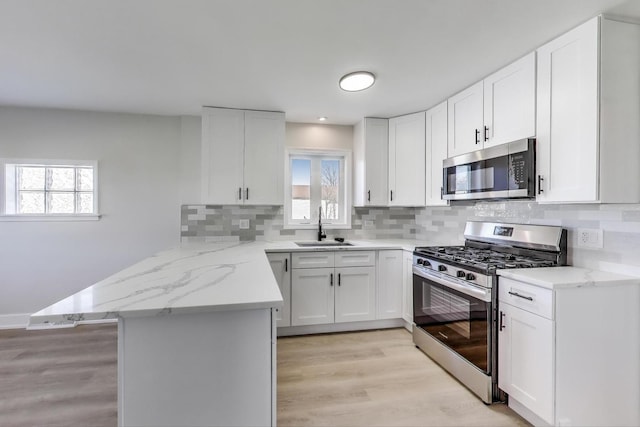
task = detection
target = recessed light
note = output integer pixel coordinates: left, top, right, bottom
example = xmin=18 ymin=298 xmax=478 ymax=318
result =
xmin=339 ymin=71 xmax=375 ymax=92
xmin=318 ymin=117 xmax=327 ymax=122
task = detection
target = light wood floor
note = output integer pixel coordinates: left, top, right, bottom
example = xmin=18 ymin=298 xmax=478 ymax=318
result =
xmin=278 ymin=328 xmax=530 ymax=427
xmin=0 ymin=324 xmax=529 ymax=426
xmin=0 ymin=323 xmax=117 ymax=427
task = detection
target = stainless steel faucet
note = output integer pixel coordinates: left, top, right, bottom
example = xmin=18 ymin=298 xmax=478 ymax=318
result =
xmin=318 ymin=206 xmax=327 ymax=241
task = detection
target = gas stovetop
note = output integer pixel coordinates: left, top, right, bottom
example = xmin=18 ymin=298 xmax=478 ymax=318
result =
xmin=413 ymin=221 xmax=568 ymax=278
xmin=414 ymin=245 xmax=557 ymax=273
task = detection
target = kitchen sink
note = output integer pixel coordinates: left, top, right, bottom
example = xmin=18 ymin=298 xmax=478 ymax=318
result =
xmin=295 ymin=241 xmax=353 ymax=247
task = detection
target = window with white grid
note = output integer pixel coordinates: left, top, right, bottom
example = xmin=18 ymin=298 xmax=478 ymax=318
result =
xmin=1 ymin=159 xmax=99 ymax=220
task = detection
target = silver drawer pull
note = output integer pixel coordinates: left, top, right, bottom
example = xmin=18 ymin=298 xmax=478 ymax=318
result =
xmin=508 ymin=291 xmax=534 ymax=301
xmin=438 ymin=332 xmax=448 ymax=340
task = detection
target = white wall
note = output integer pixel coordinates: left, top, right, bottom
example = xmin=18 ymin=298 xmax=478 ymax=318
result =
xmin=0 ymin=106 xmax=189 ymax=322
xmin=286 ymin=122 xmax=353 ymax=150
xmin=179 ymin=115 xmax=202 ymax=204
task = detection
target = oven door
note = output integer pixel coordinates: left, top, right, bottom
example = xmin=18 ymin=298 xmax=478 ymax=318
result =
xmin=413 ymin=266 xmax=492 ymax=374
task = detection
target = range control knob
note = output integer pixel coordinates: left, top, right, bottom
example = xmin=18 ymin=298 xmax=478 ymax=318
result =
xmin=423 ymin=260 xmax=431 ymax=267
xmin=417 ymin=259 xmax=423 ymax=265
xmin=457 ymin=271 xmax=466 ymax=278
xmin=438 ymin=265 xmax=447 ymax=272
xmin=466 ymin=273 xmax=476 ymax=281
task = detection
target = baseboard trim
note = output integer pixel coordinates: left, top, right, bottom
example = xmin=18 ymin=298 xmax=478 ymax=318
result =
xmin=0 ymin=314 xmax=118 ymax=330
xmin=277 ymin=318 xmax=404 ymax=337
xmin=0 ymin=313 xmax=31 ymax=330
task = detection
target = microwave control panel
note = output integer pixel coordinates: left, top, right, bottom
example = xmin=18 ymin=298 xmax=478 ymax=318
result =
xmin=509 ymin=152 xmax=530 ymax=189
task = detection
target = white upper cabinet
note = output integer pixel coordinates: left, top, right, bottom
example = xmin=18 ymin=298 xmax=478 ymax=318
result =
xmin=201 ymin=107 xmax=285 ymax=205
xmin=483 ymin=52 xmax=536 ymax=148
xmin=536 ymin=16 xmax=640 ymax=203
xmin=447 ymin=81 xmax=484 ymax=157
xmin=388 ymin=111 xmax=426 ymax=206
xmin=353 ymin=118 xmax=389 ymax=206
xmin=425 ymin=101 xmax=448 ymax=206
xmin=201 ymin=108 xmax=245 ymax=204
xmin=448 ymin=53 xmax=536 ymax=157
xmin=243 ymin=111 xmax=286 ymax=204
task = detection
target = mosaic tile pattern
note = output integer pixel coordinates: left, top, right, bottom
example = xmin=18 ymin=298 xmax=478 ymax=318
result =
xmin=181 ymin=202 xmax=640 ymax=273
xmin=180 ymin=205 xmax=421 ymax=243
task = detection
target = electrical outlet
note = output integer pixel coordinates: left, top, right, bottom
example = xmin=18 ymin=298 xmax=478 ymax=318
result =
xmin=364 ymin=219 xmax=375 ymax=228
xmin=238 ymin=219 xmax=250 ymax=229
xmin=577 ymin=228 xmax=603 ymax=249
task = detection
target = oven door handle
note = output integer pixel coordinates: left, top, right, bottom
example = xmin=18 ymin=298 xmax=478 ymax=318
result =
xmin=413 ymin=266 xmax=491 ymax=303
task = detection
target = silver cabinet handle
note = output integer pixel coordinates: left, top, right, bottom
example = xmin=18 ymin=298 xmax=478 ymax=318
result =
xmin=508 ymin=291 xmax=533 ymax=301
xmin=238 ymin=187 xmax=242 ymax=200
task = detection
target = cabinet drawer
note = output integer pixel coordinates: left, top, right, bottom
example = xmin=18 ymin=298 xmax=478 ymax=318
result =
xmin=335 ymin=251 xmax=376 ymax=267
xmin=292 ymin=252 xmax=335 ymax=269
xmin=499 ymin=277 xmax=554 ymax=320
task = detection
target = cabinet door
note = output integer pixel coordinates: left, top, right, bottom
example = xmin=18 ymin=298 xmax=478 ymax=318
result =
xmin=498 ymin=302 xmax=554 ymax=425
xmin=201 ymin=107 xmax=245 ymax=204
xmin=291 ymin=268 xmax=334 ymax=326
xmin=425 ymin=101 xmax=448 ymax=206
xmin=267 ymin=253 xmax=291 ymax=327
xmin=401 ymin=251 xmax=413 ymax=329
xmin=243 ymin=111 xmax=285 ymax=205
xmin=376 ymin=250 xmax=403 ymax=319
xmin=447 ymin=81 xmax=484 ymax=157
xmin=483 ymin=52 xmax=536 ymax=148
xmin=334 ymin=266 xmax=376 ymax=323
xmin=536 ymin=17 xmax=599 ymax=202
xmin=388 ymin=111 xmax=426 ymax=206
xmin=353 ymin=118 xmax=389 ymax=206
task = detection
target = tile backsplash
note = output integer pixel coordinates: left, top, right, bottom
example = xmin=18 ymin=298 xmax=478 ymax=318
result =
xmin=181 ymin=205 xmax=421 ymax=242
xmin=181 ymin=202 xmax=640 ymax=274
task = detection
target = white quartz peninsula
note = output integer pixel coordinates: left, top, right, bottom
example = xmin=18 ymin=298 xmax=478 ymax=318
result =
xmin=30 ymin=241 xmax=284 ymax=427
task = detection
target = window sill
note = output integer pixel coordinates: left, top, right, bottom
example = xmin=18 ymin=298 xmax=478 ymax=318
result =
xmin=0 ymin=214 xmax=102 ymax=222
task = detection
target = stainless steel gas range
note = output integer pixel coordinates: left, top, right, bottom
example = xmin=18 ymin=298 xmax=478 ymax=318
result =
xmin=412 ymin=221 xmax=567 ymax=403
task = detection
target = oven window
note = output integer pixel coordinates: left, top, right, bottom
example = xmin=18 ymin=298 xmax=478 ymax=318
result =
xmin=413 ymin=274 xmax=491 ymax=374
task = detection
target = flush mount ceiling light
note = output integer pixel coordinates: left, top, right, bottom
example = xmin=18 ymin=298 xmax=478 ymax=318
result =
xmin=318 ymin=116 xmax=327 ymax=122
xmin=339 ymin=71 xmax=375 ymax=92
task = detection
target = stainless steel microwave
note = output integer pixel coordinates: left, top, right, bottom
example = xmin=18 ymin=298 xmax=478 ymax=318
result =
xmin=442 ymin=138 xmax=535 ymax=201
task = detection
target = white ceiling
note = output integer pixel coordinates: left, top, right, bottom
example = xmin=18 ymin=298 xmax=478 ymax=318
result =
xmin=2 ymin=0 xmax=640 ymax=125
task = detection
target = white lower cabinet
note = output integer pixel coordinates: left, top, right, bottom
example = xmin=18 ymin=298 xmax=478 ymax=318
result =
xmin=376 ymin=250 xmax=403 ymax=319
xmin=291 ymin=251 xmax=376 ymax=326
xmin=291 ymin=267 xmax=334 ymax=326
xmin=334 ymin=266 xmax=377 ymax=323
xmin=498 ymin=300 xmax=553 ymax=424
xmin=498 ymin=273 xmax=640 ymax=427
xmin=267 ymin=252 xmax=291 ymax=327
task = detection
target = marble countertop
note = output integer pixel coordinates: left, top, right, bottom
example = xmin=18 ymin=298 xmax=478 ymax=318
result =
xmin=498 ymin=266 xmax=640 ymax=290
xmin=29 ymin=238 xmax=441 ymax=326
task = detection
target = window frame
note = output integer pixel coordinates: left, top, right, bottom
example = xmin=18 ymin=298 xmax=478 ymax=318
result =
xmin=284 ymin=148 xmax=352 ymax=230
xmin=0 ymin=158 xmax=100 ymax=221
